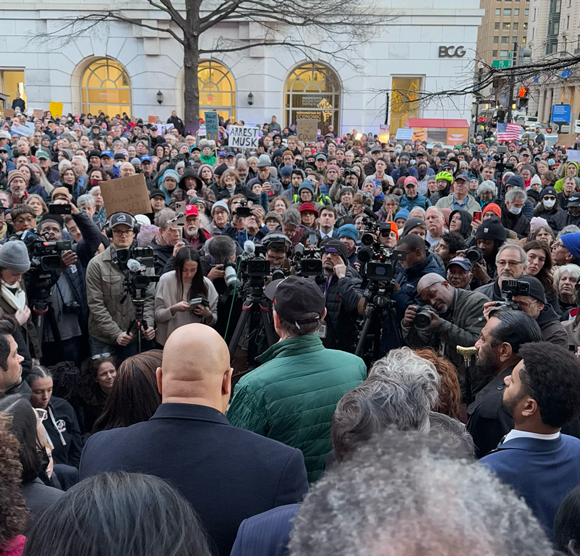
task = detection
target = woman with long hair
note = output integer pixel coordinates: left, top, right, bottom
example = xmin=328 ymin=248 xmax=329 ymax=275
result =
xmin=76 ymin=354 xmax=117 ymax=435
xmin=24 ymin=194 xmax=47 ymax=222
xmin=154 ymin=246 xmax=218 ymax=346
xmin=523 ymin=240 xmax=559 ymax=314
xmin=93 ymin=350 xmax=163 ymax=432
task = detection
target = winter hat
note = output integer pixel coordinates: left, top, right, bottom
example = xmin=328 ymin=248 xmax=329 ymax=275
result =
xmin=505 ymin=175 xmax=525 ymax=189
xmin=280 ymin=166 xmax=293 ymax=178
xmin=402 ymin=217 xmax=427 ymax=238
xmin=161 ymin=169 xmax=180 ymax=185
xmin=265 ymin=211 xmax=282 ymax=224
xmin=530 ymin=174 xmax=542 ymax=186
xmin=257 ymin=154 xmax=272 ymax=168
xmin=51 ymin=187 xmax=72 ymax=201
xmin=320 ymin=238 xmax=349 ymax=264
xmin=527 ymin=189 xmax=540 ymax=204
xmin=530 ymin=217 xmax=549 ymax=233
xmin=130 ymin=158 xmax=141 ymax=166
xmin=7 ymin=171 xmax=26 ymax=187
xmin=482 ymin=203 xmax=502 ymax=218
xmin=298 ymin=181 xmax=315 ymax=196
xmin=540 ymin=186 xmax=557 ymax=198
xmin=515 ymin=275 xmax=546 ymax=304
xmin=0 ymin=241 xmax=31 ymax=272
xmin=475 ymin=216 xmax=507 ymax=241
xmin=198 ymin=164 xmax=213 ymax=177
xmin=561 ymin=232 xmax=580 ymax=259
xmin=338 ymin=224 xmax=359 ymax=242
xmin=327 ymin=164 xmax=340 ymax=174
xmin=299 ymin=202 xmax=318 ymax=216
xmin=211 ymin=200 xmax=230 ymax=216
xmin=395 ymin=208 xmax=409 ymax=221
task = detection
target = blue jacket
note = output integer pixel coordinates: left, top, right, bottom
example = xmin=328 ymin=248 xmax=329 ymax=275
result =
xmin=481 ymin=434 xmax=580 ymax=541
xmin=398 ymin=193 xmax=431 ymax=212
xmin=231 ymin=504 xmax=300 ymax=556
xmin=80 ymin=403 xmax=308 ymax=556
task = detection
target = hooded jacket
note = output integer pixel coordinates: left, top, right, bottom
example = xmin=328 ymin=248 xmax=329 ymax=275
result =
xmin=44 ymin=396 xmax=83 ymax=467
xmin=449 ymin=209 xmax=473 ymax=239
xmin=554 ymin=162 xmax=580 ymax=193
xmin=535 ymin=304 xmax=567 ymax=346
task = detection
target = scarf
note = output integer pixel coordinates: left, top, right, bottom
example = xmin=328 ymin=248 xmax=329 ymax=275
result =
xmin=1 ymin=280 xmax=27 ymax=312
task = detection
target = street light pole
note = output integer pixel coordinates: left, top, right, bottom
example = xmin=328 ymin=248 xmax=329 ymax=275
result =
xmin=507 ymin=41 xmax=518 ymax=123
xmin=474 ymin=65 xmax=484 ymax=137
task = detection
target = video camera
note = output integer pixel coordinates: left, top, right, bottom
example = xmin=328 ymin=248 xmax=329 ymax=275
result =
xmin=113 ymin=246 xmax=160 ymax=297
xmin=234 ymin=199 xmax=253 ymax=219
xmin=493 ymin=279 xmax=530 ymax=312
xmin=14 ymin=230 xmax=72 ymax=272
xmin=294 ymin=242 xmax=323 ymax=277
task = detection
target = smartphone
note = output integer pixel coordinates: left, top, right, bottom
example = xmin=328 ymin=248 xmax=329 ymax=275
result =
xmin=189 ymin=298 xmax=208 ymax=307
xmin=497 ymin=146 xmax=508 ymax=154
xmin=48 ymin=203 xmax=71 ymax=215
xmin=473 ymin=211 xmax=482 ymax=224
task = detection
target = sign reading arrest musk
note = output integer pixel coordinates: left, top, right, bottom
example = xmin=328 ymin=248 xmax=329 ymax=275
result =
xmin=100 ymin=173 xmax=151 ymax=216
xmin=229 ymin=126 xmax=260 ymax=148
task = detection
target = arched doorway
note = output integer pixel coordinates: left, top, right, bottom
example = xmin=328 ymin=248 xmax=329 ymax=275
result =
xmin=285 ymin=63 xmax=340 ymax=134
xmin=197 ymin=60 xmax=236 ymax=122
xmin=80 ymin=58 xmax=132 ymax=117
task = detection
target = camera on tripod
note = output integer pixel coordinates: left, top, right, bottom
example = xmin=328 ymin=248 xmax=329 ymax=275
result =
xmin=493 ymin=279 xmax=530 ymax=311
xmin=356 ymin=222 xmax=405 ymax=283
xmin=114 ymin=246 xmax=160 ymax=293
xmin=294 ymin=243 xmax=323 ymax=277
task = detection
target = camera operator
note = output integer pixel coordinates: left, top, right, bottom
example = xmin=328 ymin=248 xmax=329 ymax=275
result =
xmin=468 ymin=217 xmax=509 ymax=286
xmin=51 ymin=196 xmax=103 ymax=272
xmin=483 ymin=275 xmax=567 ymax=346
xmin=318 ymin=238 xmax=364 ymax=353
xmin=86 ymin=212 xmax=155 ymax=361
xmin=263 ymin=234 xmax=292 ymax=274
xmin=467 ymin=310 xmax=542 ymax=458
xmin=36 ymin=214 xmax=88 ymax=367
xmin=476 ymin=243 xmax=528 ymax=302
xmin=402 ymin=273 xmax=488 ymax=388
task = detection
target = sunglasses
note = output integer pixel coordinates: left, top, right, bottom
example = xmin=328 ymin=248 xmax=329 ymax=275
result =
xmin=543 ymin=196 xmax=556 ymax=201
xmin=91 ymin=352 xmax=111 ymax=360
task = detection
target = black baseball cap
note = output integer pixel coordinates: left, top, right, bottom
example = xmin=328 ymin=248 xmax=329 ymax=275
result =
xmin=109 ymin=212 xmax=136 ymax=229
xmin=568 ymin=193 xmax=580 ymax=207
xmin=320 ymin=238 xmax=349 ymax=264
xmin=88 ymin=149 xmax=101 ymax=158
xmin=510 ymin=275 xmax=546 ymax=303
xmin=149 ymin=188 xmax=166 ymax=200
xmin=265 ymin=276 xmax=325 ymax=326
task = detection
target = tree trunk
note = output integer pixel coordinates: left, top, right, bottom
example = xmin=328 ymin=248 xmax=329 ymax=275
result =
xmin=183 ymin=37 xmax=199 ymax=135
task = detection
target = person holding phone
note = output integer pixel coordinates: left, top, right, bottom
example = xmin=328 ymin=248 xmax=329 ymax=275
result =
xmin=154 ymin=246 xmax=218 ymax=346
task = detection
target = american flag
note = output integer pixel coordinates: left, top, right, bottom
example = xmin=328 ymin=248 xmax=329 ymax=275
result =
xmin=497 ymin=123 xmax=523 ymax=141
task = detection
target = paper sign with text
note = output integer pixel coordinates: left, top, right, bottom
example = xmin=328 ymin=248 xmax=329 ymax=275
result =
xmin=229 ymin=126 xmax=260 ymax=148
xmin=11 ymin=122 xmax=36 ymax=136
xmin=297 ymin=119 xmax=318 ymax=143
xmin=3 ymin=108 xmax=14 ymax=119
xmin=558 ymin=134 xmax=578 ymax=147
xmin=148 ymin=116 xmax=157 ymax=124
xmin=32 ymin=109 xmax=44 ymax=120
xmin=395 ymin=128 xmax=414 ymax=141
xmin=99 ymin=173 xmax=151 ymax=216
xmin=49 ymin=102 xmax=63 ymax=117
xmin=204 ymin=111 xmax=219 ymax=142
xmin=567 ymin=150 xmax=580 ymax=163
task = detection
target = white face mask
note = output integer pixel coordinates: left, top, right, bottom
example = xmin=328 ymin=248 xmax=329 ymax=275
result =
xmin=509 ymin=206 xmax=522 ymax=215
xmin=543 ymin=199 xmax=556 ymax=209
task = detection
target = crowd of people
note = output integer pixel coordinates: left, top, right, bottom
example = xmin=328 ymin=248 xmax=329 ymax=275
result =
xmin=1 ymin=108 xmax=580 ymax=555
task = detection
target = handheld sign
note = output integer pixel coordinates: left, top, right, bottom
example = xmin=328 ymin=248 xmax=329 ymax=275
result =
xmin=297 ymin=119 xmax=318 ymax=144
xmin=204 ymin=111 xmax=219 ymax=142
xmin=395 ymin=128 xmax=414 ymax=141
xmin=99 ymin=173 xmax=151 ymax=216
xmin=229 ymin=126 xmax=260 ymax=148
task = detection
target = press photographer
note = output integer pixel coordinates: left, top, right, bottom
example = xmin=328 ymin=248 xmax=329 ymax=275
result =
xmin=318 ymin=238 xmax=364 ymax=353
xmin=402 ymin=273 xmax=488 ymax=392
xmin=86 ymin=212 xmax=156 ymax=361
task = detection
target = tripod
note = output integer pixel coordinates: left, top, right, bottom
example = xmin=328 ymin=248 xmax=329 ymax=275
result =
xmin=228 ymin=277 xmax=277 ymax=367
xmin=355 ymin=283 xmax=401 ymax=364
xmin=126 ymin=297 xmax=149 ymax=354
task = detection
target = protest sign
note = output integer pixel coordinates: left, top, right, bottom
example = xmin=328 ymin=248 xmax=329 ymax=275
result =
xmin=3 ymin=108 xmax=14 ymax=119
xmin=297 ymin=119 xmax=318 ymax=143
xmin=229 ymin=126 xmax=260 ymax=148
xmin=558 ymin=134 xmax=577 ymax=147
xmin=32 ymin=109 xmax=44 ymax=119
xmin=11 ymin=122 xmax=35 ymax=136
xmin=378 ymin=124 xmax=390 ymax=143
xmin=99 ymin=173 xmax=151 ymax=216
xmin=204 ymin=111 xmax=219 ymax=142
xmin=395 ymin=128 xmax=414 ymax=141
xmin=49 ymin=102 xmax=63 ymax=117
xmin=148 ymin=116 xmax=157 ymax=124
xmin=567 ymin=150 xmax=580 ymax=163
xmin=157 ymin=123 xmax=174 ymax=136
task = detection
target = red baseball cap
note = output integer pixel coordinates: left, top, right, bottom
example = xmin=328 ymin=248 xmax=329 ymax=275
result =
xmin=185 ymin=205 xmax=199 ymax=217
xmin=404 ymin=176 xmax=418 ymax=187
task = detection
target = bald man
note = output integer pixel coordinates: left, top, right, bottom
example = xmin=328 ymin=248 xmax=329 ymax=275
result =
xmin=119 ymin=161 xmax=136 ymax=178
xmin=402 ymin=272 xmax=489 ymax=399
xmin=79 ymin=324 xmax=308 ymax=556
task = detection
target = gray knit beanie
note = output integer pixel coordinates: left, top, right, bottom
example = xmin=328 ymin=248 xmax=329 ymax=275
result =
xmin=0 ymin=241 xmax=31 ymax=273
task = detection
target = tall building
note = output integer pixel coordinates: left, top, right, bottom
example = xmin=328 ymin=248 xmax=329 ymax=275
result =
xmin=0 ymin=0 xmax=483 ymax=135
xmin=527 ymin=0 xmax=580 ymax=125
xmin=476 ymin=0 xmax=530 ymax=68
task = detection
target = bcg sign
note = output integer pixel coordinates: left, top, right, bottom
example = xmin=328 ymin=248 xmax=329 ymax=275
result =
xmin=439 ymin=46 xmax=466 ymax=58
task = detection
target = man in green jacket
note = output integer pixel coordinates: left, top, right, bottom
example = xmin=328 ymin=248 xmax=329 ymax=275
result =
xmin=227 ymin=276 xmax=367 ymax=482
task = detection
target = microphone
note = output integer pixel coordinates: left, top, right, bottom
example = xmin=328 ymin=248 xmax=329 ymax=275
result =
xmin=294 ymin=243 xmax=304 ymax=256
xmin=127 ymin=259 xmax=142 ymax=272
xmin=243 ymin=240 xmax=255 ymax=256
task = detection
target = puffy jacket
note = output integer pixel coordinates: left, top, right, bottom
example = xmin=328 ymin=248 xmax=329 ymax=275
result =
xmin=86 ymin=246 xmax=155 ymax=345
xmin=317 ymin=269 xmax=362 ymax=352
xmin=554 ymin=162 xmax=580 ymax=193
xmin=227 ymin=334 xmax=367 ymax=482
xmin=398 ymin=193 xmax=431 ymax=212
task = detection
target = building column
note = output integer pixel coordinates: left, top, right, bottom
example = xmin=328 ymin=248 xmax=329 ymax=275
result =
xmin=537 ymin=86 xmax=545 ymax=120
xmin=572 ymin=85 xmax=580 ymax=124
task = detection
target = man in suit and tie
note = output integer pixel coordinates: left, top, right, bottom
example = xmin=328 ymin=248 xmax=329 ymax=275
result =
xmin=80 ymin=324 xmax=308 ymax=556
xmin=317 ymin=206 xmax=338 ymax=241
xmin=481 ymin=342 xmax=580 ymax=541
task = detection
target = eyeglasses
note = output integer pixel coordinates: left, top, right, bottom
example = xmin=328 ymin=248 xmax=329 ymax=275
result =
xmin=497 ymin=260 xmax=523 ymax=268
xmin=91 ymin=352 xmax=111 ymax=360
xmin=516 ymin=299 xmax=537 ymax=310
xmin=112 ymin=229 xmax=133 ymax=236
xmin=14 ymin=217 xmax=35 ymax=225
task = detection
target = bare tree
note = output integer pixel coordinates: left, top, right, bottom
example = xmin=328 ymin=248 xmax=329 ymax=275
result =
xmin=31 ymin=0 xmax=395 ymax=133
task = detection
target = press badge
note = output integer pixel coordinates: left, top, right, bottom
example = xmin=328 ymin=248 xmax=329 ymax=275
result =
xmin=318 ymin=324 xmax=327 ymax=339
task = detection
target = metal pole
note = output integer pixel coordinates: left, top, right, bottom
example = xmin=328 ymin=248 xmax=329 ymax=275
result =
xmin=507 ymin=41 xmax=518 ymax=123
xmin=474 ymin=66 xmax=483 ymax=137
xmin=385 ymin=92 xmax=390 ymax=125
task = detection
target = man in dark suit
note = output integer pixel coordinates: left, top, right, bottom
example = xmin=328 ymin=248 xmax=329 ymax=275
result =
xmin=481 ymin=342 xmax=580 ymax=541
xmin=80 ymin=324 xmax=308 ymax=556
xmin=467 ymin=310 xmax=542 ymax=458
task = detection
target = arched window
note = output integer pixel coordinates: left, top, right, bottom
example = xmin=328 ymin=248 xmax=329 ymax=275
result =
xmin=285 ymin=63 xmax=340 ymax=134
xmin=81 ymin=58 xmax=132 ymax=117
xmin=198 ymin=61 xmax=236 ymax=122
xmin=390 ymin=77 xmax=422 ymax=134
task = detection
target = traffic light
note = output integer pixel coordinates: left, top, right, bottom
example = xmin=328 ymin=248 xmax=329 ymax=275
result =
xmin=518 ymin=87 xmax=528 ymax=98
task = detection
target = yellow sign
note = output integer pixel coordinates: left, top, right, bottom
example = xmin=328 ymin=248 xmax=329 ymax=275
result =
xmin=49 ymin=102 xmax=64 ymax=117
